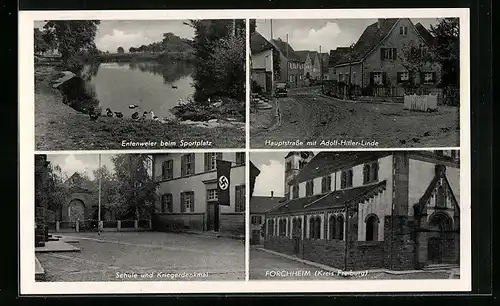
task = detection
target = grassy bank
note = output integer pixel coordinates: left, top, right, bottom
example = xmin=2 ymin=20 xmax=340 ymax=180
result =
xmin=34 ymin=65 xmax=244 ymax=150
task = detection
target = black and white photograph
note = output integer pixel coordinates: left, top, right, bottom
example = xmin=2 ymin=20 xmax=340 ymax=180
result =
xmin=250 ymin=150 xmax=461 ymax=280
xmin=34 ymin=152 xmax=246 ymax=282
xmin=250 ymin=18 xmax=460 ymax=148
xmin=34 ymin=19 xmax=246 ymax=150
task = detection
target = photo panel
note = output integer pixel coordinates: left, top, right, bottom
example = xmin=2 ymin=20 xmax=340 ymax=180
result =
xmin=249 ymin=150 xmax=463 ymax=281
xmin=249 ymin=17 xmax=462 ymax=149
xmin=33 ymin=19 xmax=246 ymax=150
xmin=33 ymin=152 xmax=246 ymax=282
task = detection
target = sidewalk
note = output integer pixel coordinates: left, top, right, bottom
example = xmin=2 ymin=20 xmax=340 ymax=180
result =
xmin=256 ymin=247 xmax=459 ymax=278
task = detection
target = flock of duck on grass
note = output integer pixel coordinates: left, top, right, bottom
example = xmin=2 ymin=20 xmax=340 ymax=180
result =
xmin=87 ymin=97 xmax=223 ymax=122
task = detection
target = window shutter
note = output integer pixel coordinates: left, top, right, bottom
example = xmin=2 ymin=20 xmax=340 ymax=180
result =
xmin=216 ymin=153 xmax=223 ymax=163
xmin=370 ymin=72 xmax=374 ymax=85
xmin=382 ymin=72 xmax=387 ymax=85
xmin=180 ymin=192 xmax=185 ymax=213
xmin=392 ymin=48 xmax=397 ymax=60
xmin=432 ymin=71 xmax=437 ymax=83
xmin=162 ymin=162 xmax=167 ymax=179
xmin=204 ymin=153 xmax=209 ymax=172
xmin=380 ymin=48 xmax=384 ymax=60
xmin=190 ymin=192 xmax=194 ymax=212
xmin=181 ymin=156 xmax=185 ymax=176
xmin=397 ymin=72 xmax=402 ymax=83
xmin=341 ymin=171 xmax=346 ymax=188
xmin=420 ymin=72 xmax=425 ymax=84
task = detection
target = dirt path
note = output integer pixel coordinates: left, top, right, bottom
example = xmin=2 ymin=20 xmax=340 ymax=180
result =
xmin=251 ymin=89 xmax=459 ymax=148
xmin=34 ymin=66 xmax=245 ymax=150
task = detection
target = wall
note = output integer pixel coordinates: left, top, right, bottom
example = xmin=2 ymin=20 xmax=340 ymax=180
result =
xmin=220 ymin=213 xmax=245 ymax=236
xmin=252 ymin=49 xmax=274 ymax=72
xmin=333 ymin=63 xmax=363 ymax=85
xmin=152 ymin=213 xmax=205 ymax=232
xmin=408 ymin=158 xmax=460 ymax=216
xmin=154 ymin=153 xmax=246 ymax=214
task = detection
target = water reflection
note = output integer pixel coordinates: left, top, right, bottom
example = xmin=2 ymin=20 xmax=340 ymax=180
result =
xmin=59 ymin=60 xmax=195 ymax=119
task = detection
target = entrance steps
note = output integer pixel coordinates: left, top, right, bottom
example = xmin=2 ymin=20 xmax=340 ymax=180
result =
xmin=251 ymin=94 xmax=273 ymax=110
xmin=422 ymin=263 xmax=459 ymax=271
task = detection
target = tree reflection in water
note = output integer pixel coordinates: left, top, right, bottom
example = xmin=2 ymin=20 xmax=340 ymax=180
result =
xmin=135 ymin=61 xmax=195 ymax=84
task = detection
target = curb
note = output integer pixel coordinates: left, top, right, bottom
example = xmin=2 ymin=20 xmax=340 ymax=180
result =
xmin=256 ymin=247 xmax=458 ymax=277
xmin=319 ymin=94 xmax=402 ymax=106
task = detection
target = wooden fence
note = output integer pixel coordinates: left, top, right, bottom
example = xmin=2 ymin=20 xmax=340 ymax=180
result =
xmin=404 ymin=94 xmax=438 ymax=111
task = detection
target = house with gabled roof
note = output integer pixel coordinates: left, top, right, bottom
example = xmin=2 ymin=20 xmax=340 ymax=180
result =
xmin=250 ymin=31 xmax=277 ymax=94
xmin=271 ymin=38 xmax=305 ymax=88
xmin=263 ymin=150 xmax=460 ymax=271
xmin=332 ymin=18 xmax=441 ymax=92
xmin=296 ymin=50 xmax=322 ymax=81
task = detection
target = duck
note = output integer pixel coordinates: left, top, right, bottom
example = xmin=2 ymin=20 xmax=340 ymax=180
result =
xmin=89 ymin=112 xmax=99 ymax=121
xmin=172 ymin=85 xmax=178 ymax=89
xmin=105 ymin=108 xmax=113 ymax=117
xmin=150 ymin=111 xmax=159 ymax=121
xmin=131 ymin=112 xmax=139 ymax=120
xmin=142 ymin=111 xmax=149 ymax=120
xmin=114 ymin=111 xmax=123 ymax=118
xmin=129 ymin=104 xmax=139 ymax=109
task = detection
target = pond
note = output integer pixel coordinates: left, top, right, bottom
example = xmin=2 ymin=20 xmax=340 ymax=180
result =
xmin=65 ymin=60 xmax=195 ymax=120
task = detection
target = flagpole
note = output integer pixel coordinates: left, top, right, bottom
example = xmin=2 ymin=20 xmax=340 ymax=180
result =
xmin=98 ymin=154 xmax=101 ymax=234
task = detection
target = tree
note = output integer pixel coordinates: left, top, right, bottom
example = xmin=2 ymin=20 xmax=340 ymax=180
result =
xmin=129 ymin=47 xmax=136 ymax=53
xmin=91 ymin=165 xmax=121 ymax=218
xmin=42 ymin=20 xmax=100 ymax=64
xmin=111 ymin=154 xmax=158 ymax=220
xmin=345 ymin=43 xmax=359 ymax=98
xmin=398 ymin=41 xmax=435 ymax=89
xmin=429 ymin=18 xmax=459 ymax=86
xmin=34 ymin=28 xmax=50 ymax=54
xmin=249 ymin=19 xmax=256 ymax=35
xmin=117 ymin=46 xmax=124 ymax=54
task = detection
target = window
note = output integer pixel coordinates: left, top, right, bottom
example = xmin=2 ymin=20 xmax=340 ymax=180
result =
xmin=422 ymin=71 xmax=436 ymax=83
xmin=381 ymin=47 xmax=397 ymax=60
xmin=161 ymin=160 xmax=173 ymax=180
xmin=235 ymin=185 xmax=245 ymax=212
xmin=292 ymin=185 xmax=299 ymax=199
xmin=306 ymin=180 xmax=314 ymax=196
xmin=207 ymin=189 xmax=218 ymax=201
xmin=161 ymin=193 xmax=172 ymax=213
xmin=436 ymin=185 xmax=446 ymax=208
xmin=251 ymin=216 xmax=262 ymax=224
xmin=339 ymin=73 xmax=345 ymax=82
xmin=321 ymin=175 xmax=332 ymax=193
xmin=181 ymin=154 xmax=195 ymax=176
xmin=352 ymin=72 xmax=356 ymax=83
xmin=363 ymin=162 xmax=379 ymax=184
xmin=309 ymin=216 xmax=321 ymax=239
xmin=285 ymin=161 xmax=292 ymax=172
xmin=308 ymin=217 xmax=314 ymax=239
xmin=329 ymin=215 xmax=336 ymax=240
xmin=399 ymin=26 xmax=408 ymax=35
xmin=398 ymin=71 xmax=410 ymax=82
xmin=180 ymin=191 xmax=194 ymax=212
xmin=336 ymin=215 xmax=344 ymax=240
xmin=289 ymin=75 xmax=294 ymax=83
xmin=365 ymin=214 xmax=379 ymax=241
xmin=292 ymin=217 xmax=302 ymax=237
xmin=267 ymin=219 xmax=275 ymax=236
xmin=204 ymin=153 xmax=222 ymax=171
xmin=372 ymin=72 xmax=383 ymax=85
xmin=235 ymin=152 xmax=245 ymax=165
xmin=341 ymin=169 xmax=353 ymax=189
xmin=279 ymin=219 xmax=287 ymax=236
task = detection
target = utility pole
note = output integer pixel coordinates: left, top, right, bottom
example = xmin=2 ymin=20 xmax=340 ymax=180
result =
xmin=286 ymin=34 xmax=289 ymax=87
xmin=320 ymin=45 xmax=324 ymax=94
xmin=270 ymin=19 xmax=273 ymax=40
xmin=344 ymin=201 xmax=349 ymax=271
xmin=98 ymin=154 xmax=101 ymax=235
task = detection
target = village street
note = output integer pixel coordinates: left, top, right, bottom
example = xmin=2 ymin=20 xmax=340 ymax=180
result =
xmin=250 ymin=86 xmax=459 ymax=148
xmin=36 ymin=232 xmax=245 ymax=282
xmin=249 ymin=248 xmax=455 ymax=280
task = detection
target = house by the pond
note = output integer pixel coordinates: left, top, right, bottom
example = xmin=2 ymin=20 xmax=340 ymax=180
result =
xmin=151 ymin=152 xmax=247 ymax=237
xmin=263 ymin=150 xmax=460 ymax=271
xmin=250 ymin=31 xmax=277 ymax=95
xmin=331 ymin=18 xmax=441 ymax=96
xmin=271 ymin=38 xmax=305 ymax=88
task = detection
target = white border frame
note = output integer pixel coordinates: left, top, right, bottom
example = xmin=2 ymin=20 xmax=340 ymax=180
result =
xmin=19 ymin=8 xmax=470 ymax=294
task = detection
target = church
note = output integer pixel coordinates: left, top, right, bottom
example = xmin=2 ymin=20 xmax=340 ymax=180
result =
xmin=263 ymin=150 xmax=460 ymax=271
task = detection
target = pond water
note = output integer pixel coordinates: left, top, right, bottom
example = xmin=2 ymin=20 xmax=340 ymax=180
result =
xmin=72 ymin=61 xmax=195 ymax=120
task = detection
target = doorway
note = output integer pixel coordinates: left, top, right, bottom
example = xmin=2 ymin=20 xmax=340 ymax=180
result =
xmin=207 ymin=202 xmax=220 ymax=232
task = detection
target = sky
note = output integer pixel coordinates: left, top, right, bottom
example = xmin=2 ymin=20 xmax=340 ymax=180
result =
xmin=34 ymin=20 xmax=195 ymax=53
xmin=256 ymin=18 xmax=440 ymax=53
xmin=250 ymin=152 xmax=289 ymax=198
xmin=46 ymin=154 xmax=116 ymax=180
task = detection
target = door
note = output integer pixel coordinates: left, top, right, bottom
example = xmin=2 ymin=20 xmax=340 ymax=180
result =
xmin=428 ymin=237 xmax=443 ymax=264
xmin=251 ymin=230 xmax=261 ymax=245
xmin=206 ymin=202 xmax=220 ymax=232
xmin=293 ymin=237 xmax=300 ymax=254
xmin=68 ymin=199 xmax=85 ymax=228
xmin=265 ymin=72 xmax=272 ymax=94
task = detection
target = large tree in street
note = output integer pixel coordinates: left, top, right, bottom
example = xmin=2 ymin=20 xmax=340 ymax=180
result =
xmin=398 ymin=41 xmax=436 ymax=89
xmin=42 ymin=20 xmax=100 ymax=64
xmin=111 ymin=154 xmax=158 ymax=220
xmin=429 ymin=18 xmax=459 ymax=86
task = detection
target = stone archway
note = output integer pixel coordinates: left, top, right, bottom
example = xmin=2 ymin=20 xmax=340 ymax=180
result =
xmin=427 ymin=212 xmax=454 ymax=264
xmin=68 ymin=199 xmax=85 ymax=223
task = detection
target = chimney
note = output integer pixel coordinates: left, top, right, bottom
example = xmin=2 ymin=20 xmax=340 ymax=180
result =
xmin=377 ymin=19 xmax=384 ymax=29
xmin=271 ymin=191 xmax=274 ymax=198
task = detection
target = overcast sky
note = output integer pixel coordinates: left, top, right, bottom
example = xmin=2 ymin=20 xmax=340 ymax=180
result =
xmin=251 ymin=152 xmax=290 ymax=198
xmin=34 ymin=20 xmax=195 ymax=53
xmin=256 ymin=18 xmax=440 ymax=53
xmin=46 ymin=154 xmax=115 ymax=180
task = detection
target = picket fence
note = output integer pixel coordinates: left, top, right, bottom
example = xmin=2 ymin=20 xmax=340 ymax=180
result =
xmin=403 ymin=94 xmax=438 ymax=111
